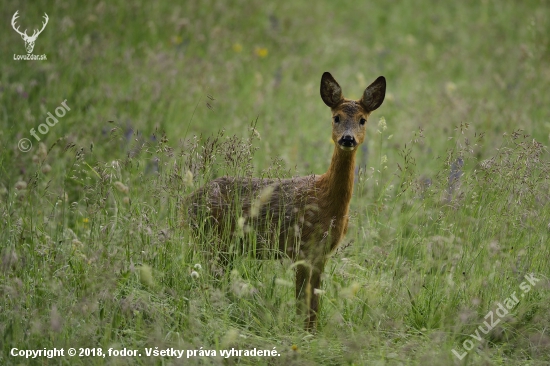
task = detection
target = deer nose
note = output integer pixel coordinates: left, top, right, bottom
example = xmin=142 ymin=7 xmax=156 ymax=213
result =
xmin=338 ymin=135 xmax=356 ymax=148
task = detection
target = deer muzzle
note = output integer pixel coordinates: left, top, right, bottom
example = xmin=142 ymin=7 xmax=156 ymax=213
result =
xmin=338 ymin=135 xmax=357 ymax=150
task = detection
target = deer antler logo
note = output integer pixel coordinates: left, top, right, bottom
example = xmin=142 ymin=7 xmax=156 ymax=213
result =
xmin=11 ymin=11 xmax=49 ymax=54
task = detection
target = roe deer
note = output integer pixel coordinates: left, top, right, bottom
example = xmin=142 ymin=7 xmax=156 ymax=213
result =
xmin=185 ymin=72 xmax=386 ymax=330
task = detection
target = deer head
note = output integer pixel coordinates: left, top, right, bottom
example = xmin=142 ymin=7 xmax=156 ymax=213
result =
xmin=320 ymin=72 xmax=386 ymax=151
xmin=12 ymin=11 xmax=49 ymax=54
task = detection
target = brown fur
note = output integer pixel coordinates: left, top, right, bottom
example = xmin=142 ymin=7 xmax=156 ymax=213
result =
xmin=185 ymin=72 xmax=386 ymax=330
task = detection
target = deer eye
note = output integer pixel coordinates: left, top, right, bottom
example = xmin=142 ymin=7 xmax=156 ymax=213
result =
xmin=333 ymin=115 xmax=340 ymax=123
xmin=359 ymin=118 xmax=366 ymax=125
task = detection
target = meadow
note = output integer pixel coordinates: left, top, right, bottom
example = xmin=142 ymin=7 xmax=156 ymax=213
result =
xmin=1 ymin=0 xmax=550 ymax=365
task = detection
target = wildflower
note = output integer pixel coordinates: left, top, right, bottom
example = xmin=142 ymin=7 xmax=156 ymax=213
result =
xmin=193 ymin=263 xmax=202 ymax=270
xmin=171 ymin=35 xmax=183 ymax=45
xmin=190 ymin=270 xmax=200 ymax=279
xmin=291 ymin=344 xmax=298 ymax=352
xmin=232 ymin=43 xmax=243 ymax=53
xmin=255 ymin=47 xmax=268 ymax=58
xmin=82 ymin=218 xmax=89 ymax=224
xmin=381 ymin=155 xmax=388 ymax=164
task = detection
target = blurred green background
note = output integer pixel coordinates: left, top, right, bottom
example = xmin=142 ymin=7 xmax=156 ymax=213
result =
xmin=1 ymin=1 xmax=549 ymax=365
xmin=2 ymin=0 xmax=548 ymax=173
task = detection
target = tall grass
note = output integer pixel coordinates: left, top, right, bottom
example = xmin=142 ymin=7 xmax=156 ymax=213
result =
xmin=1 ymin=0 xmax=550 ymax=365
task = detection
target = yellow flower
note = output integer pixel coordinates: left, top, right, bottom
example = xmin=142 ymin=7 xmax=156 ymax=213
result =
xmin=82 ymin=218 xmax=89 ymax=223
xmin=255 ymin=47 xmax=268 ymax=58
xmin=171 ymin=35 xmax=183 ymax=45
xmin=232 ymin=43 xmax=243 ymax=53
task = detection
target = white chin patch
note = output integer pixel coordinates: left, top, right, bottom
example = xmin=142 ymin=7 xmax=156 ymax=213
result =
xmin=338 ymin=145 xmax=355 ymax=151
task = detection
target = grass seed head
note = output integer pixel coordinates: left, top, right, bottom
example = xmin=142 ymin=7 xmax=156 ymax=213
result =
xmin=113 ymin=181 xmax=129 ymax=194
xmin=41 ymin=164 xmax=52 ymax=174
xmin=183 ymin=170 xmax=194 ymax=187
xmin=250 ymin=185 xmax=275 ymax=217
xmin=37 ymin=142 xmax=48 ymax=160
xmin=138 ymin=265 xmax=154 ymax=287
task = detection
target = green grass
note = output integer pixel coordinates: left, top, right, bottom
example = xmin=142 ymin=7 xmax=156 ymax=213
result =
xmin=1 ymin=0 xmax=550 ymax=365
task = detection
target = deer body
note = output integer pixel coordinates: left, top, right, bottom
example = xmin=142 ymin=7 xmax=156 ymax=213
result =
xmin=186 ymin=72 xmax=385 ymax=330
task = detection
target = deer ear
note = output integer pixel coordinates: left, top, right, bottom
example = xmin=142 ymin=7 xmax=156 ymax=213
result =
xmin=360 ymin=76 xmax=386 ymax=112
xmin=320 ymin=72 xmax=343 ymax=108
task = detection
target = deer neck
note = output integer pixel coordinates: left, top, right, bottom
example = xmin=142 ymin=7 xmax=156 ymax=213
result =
xmin=319 ymin=146 xmax=357 ymax=210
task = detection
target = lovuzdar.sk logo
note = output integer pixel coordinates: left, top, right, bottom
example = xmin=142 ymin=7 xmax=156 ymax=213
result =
xmin=12 ymin=10 xmax=48 ymax=61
